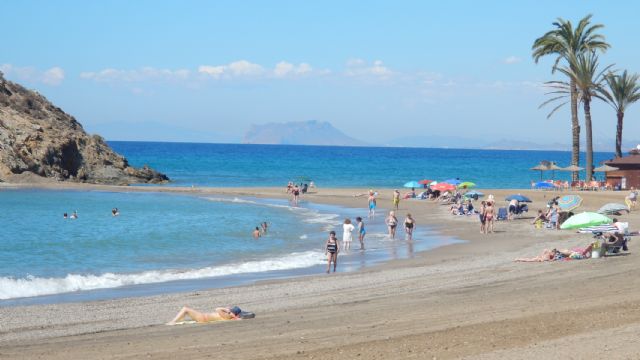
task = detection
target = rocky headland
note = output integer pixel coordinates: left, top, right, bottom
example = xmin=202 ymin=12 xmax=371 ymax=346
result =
xmin=0 ymin=72 xmax=168 ymax=185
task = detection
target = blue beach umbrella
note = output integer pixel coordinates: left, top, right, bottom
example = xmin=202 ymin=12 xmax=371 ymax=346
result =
xmin=557 ymin=195 xmax=583 ymax=211
xmin=534 ymin=181 xmax=555 ymax=189
xmin=505 ymin=194 xmax=532 ymax=203
xmin=403 ymin=181 xmax=421 ymax=188
xmin=444 ymin=178 xmax=462 ymax=186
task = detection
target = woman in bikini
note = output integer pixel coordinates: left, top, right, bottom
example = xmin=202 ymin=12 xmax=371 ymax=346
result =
xmin=404 ymin=213 xmax=415 ymax=241
xmin=483 ymin=201 xmax=495 ymax=234
xmin=325 ymin=230 xmax=340 ymax=273
xmin=166 ymin=306 xmax=241 ymax=325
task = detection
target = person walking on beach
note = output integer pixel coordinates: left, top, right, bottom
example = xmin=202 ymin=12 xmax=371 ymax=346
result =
xmin=483 ymin=201 xmax=495 ymax=234
xmin=325 ymin=230 xmax=340 ymax=273
xmin=386 ymin=211 xmax=398 ymax=239
xmin=393 ymin=189 xmax=401 ymax=210
xmin=343 ymin=218 xmax=355 ymax=251
xmin=368 ymin=190 xmax=377 ymax=218
xmin=478 ymin=201 xmax=486 ymax=234
xmin=404 ymin=213 xmax=415 ymax=241
xmin=356 ymin=216 xmax=366 ymax=250
xmin=626 ymin=187 xmax=638 ymax=210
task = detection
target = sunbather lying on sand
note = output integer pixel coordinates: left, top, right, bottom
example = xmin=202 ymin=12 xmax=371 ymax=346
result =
xmin=166 ymin=306 xmax=242 ymax=325
xmin=514 ymin=244 xmax=593 ymax=262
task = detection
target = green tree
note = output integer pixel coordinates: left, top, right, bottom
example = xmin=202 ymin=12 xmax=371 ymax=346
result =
xmin=546 ymin=52 xmax=613 ymax=181
xmin=532 ymin=14 xmax=610 ymax=180
xmin=599 ymin=70 xmax=640 ymax=158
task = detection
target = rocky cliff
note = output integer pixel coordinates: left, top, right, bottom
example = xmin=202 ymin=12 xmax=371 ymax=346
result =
xmin=0 ymin=72 xmax=168 ymax=184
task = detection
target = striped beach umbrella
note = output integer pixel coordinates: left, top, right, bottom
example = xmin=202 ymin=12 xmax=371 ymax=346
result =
xmin=557 ymin=195 xmax=583 ymax=211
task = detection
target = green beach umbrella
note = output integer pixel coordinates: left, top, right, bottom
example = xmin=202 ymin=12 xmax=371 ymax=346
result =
xmin=560 ymin=212 xmax=612 ymax=230
xmin=457 ymin=181 xmax=476 ymax=189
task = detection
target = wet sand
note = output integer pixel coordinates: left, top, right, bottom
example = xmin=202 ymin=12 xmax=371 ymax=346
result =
xmin=1 ymin=184 xmax=640 ymax=359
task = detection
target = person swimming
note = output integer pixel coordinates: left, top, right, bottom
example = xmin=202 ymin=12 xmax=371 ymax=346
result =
xmin=112 ymin=208 xmax=120 ymax=216
xmin=70 ymin=211 xmax=78 ymax=219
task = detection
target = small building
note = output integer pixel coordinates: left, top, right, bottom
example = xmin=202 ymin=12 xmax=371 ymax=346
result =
xmin=605 ymin=148 xmax=640 ymax=190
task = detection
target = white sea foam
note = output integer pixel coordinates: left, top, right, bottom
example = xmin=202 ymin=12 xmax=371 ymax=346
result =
xmin=0 ymin=251 xmax=325 ymax=300
xmin=299 ymin=234 xmax=308 ymax=239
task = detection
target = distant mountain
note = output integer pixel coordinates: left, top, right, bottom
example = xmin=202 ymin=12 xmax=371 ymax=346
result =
xmin=243 ymin=120 xmax=368 ymax=146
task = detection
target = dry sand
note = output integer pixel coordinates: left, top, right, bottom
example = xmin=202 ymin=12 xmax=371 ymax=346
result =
xmin=1 ymin=184 xmax=640 ymax=359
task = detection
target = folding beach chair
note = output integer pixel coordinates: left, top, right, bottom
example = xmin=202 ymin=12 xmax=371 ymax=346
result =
xmin=497 ymin=207 xmax=508 ymax=221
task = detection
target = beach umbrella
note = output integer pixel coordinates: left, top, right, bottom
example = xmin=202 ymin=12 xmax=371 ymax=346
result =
xmin=418 ymin=179 xmax=433 ymax=185
xmin=597 ymin=203 xmax=629 ymax=215
xmin=534 ymin=181 xmax=555 ymax=189
xmin=444 ymin=178 xmax=462 ymax=186
xmin=557 ymin=195 xmax=583 ymax=211
xmin=594 ymin=164 xmax=619 ymax=172
xmin=457 ymin=181 xmax=476 ymax=189
xmin=562 ymin=165 xmax=584 ymax=172
xmin=530 ymin=164 xmax=548 ymax=180
xmin=505 ymin=194 xmax=532 ymax=203
xmin=560 ymin=212 xmax=612 ymax=230
xmin=403 ymin=181 xmax=421 ymax=188
xmin=464 ymin=190 xmax=484 ymax=199
xmin=431 ymin=182 xmax=456 ymax=192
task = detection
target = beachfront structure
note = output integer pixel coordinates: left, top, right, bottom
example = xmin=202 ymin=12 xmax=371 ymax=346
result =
xmin=605 ymin=148 xmax=640 ymax=189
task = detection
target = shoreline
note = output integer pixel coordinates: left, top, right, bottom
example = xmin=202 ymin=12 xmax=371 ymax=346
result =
xmin=2 ymin=183 xmax=640 ymax=359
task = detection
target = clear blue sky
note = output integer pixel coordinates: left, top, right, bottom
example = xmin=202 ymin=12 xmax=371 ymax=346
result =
xmin=2 ymin=0 xmax=639 ymax=146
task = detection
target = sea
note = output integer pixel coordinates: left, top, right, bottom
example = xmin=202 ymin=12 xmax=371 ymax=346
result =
xmin=0 ymin=142 xmax=615 ymax=305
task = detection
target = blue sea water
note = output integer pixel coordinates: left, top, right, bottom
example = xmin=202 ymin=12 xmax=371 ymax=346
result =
xmin=0 ymin=142 xmax=615 ymax=304
xmin=109 ymin=141 xmax=615 ymax=188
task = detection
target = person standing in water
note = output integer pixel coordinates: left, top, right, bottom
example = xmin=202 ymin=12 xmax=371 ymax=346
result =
xmin=404 ymin=213 xmax=415 ymax=241
xmin=252 ymin=227 xmax=261 ymax=238
xmin=356 ymin=216 xmax=366 ymax=250
xmin=342 ymin=218 xmax=355 ymax=251
xmin=368 ymin=190 xmax=377 ymax=218
xmin=260 ymin=221 xmax=268 ymax=235
xmin=386 ymin=211 xmax=398 ymax=239
xmin=325 ymin=230 xmax=340 ymax=273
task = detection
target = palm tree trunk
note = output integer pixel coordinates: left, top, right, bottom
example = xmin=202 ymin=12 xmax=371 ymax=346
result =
xmin=584 ymin=99 xmax=594 ymax=181
xmin=616 ymin=110 xmax=624 ymax=158
xmin=570 ymin=80 xmax=581 ymax=181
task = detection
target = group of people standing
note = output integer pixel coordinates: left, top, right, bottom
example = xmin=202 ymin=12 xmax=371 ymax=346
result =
xmin=325 ymin=190 xmax=417 ymax=274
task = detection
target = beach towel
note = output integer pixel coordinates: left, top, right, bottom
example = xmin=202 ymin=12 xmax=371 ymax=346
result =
xmin=577 ymin=225 xmax=619 ymax=234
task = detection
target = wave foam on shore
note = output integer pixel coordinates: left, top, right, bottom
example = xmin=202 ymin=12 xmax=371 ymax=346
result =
xmin=0 ymin=251 xmax=325 ymax=300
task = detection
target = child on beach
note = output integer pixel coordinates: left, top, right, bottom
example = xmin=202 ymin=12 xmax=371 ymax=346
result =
xmin=404 ymin=213 xmax=415 ymax=241
xmin=356 ymin=216 xmax=366 ymax=250
xmin=368 ymin=191 xmax=377 ymax=218
xmin=325 ymin=231 xmax=340 ymax=273
xmin=343 ymin=218 xmax=355 ymax=251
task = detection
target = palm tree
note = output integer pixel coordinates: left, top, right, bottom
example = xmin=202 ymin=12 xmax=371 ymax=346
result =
xmin=599 ymin=70 xmax=640 ymax=158
xmin=546 ymin=52 xmax=613 ymax=181
xmin=532 ymin=14 xmax=610 ymax=180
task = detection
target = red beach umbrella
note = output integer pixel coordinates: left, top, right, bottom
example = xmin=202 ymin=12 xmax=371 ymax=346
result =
xmin=418 ymin=179 xmax=433 ymax=185
xmin=431 ymin=183 xmax=456 ymax=192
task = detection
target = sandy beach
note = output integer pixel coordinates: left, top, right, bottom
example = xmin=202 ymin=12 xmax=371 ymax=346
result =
xmin=2 ymin=184 xmax=640 ymax=359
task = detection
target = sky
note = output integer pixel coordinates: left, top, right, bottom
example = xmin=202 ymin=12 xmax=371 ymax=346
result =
xmin=2 ymin=0 xmax=640 ymax=147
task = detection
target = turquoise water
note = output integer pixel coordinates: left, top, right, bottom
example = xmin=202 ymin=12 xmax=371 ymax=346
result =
xmin=0 ymin=188 xmax=458 ymax=303
xmin=2 ymin=142 xmax=615 ymax=303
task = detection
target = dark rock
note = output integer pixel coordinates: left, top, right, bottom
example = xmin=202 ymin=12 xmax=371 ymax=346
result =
xmin=0 ymin=72 xmax=169 ymax=184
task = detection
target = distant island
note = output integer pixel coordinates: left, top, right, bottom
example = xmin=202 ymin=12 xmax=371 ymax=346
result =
xmin=243 ymin=120 xmax=368 ymax=146
xmin=0 ymin=72 xmax=168 ymax=184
